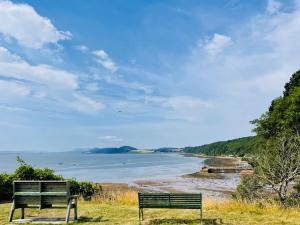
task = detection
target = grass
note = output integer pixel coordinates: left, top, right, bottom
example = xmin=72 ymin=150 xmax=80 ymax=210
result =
xmin=0 ymin=191 xmax=299 ymax=225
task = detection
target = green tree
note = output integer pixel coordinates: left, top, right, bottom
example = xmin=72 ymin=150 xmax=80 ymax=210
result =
xmin=252 ymin=71 xmax=300 ymax=139
xmin=238 ymin=70 xmax=300 ymax=206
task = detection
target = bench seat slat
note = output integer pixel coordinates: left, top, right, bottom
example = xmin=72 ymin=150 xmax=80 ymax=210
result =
xmin=15 ymin=192 xmax=68 ymax=196
xmin=138 ymin=192 xmax=202 ymax=210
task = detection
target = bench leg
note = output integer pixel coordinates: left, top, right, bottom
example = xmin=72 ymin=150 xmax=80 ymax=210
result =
xmin=65 ymin=200 xmax=72 ymax=223
xmin=138 ymin=208 xmax=141 ymax=221
xmin=21 ymin=208 xmax=25 ymax=219
xmin=8 ymin=200 xmax=15 ymax=223
xmin=200 ymin=208 xmax=203 ymax=224
xmin=139 ymin=208 xmax=144 ymax=221
xmin=74 ymin=199 xmax=78 ymax=221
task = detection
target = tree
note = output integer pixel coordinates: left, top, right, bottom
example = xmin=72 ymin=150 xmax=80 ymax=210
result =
xmin=238 ymin=70 xmax=300 ymax=206
xmin=252 ymin=70 xmax=300 ymax=139
xmin=252 ymin=87 xmax=300 ymax=139
xmin=256 ymin=136 xmax=300 ymax=205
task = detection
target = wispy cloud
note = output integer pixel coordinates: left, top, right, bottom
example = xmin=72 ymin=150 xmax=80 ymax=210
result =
xmin=0 ymin=80 xmax=31 ymax=98
xmin=0 ymin=0 xmax=71 ymax=49
xmin=267 ymin=0 xmax=281 ymax=14
xmin=203 ymin=33 xmax=232 ymax=57
xmin=74 ymin=45 xmax=89 ymax=53
xmin=66 ymin=94 xmax=105 ymax=113
xmin=92 ymin=50 xmax=118 ymax=72
xmin=0 ymin=47 xmax=78 ymax=89
xmin=98 ymin=135 xmax=123 ymax=142
xmin=0 ymin=47 xmax=104 ymax=113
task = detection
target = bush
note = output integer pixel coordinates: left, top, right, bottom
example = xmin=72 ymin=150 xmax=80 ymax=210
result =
xmin=34 ymin=168 xmax=63 ymax=180
xmin=79 ymin=181 xmax=95 ymax=200
xmin=293 ymin=181 xmax=300 ymax=197
xmin=0 ymin=173 xmax=13 ymax=201
xmin=67 ymin=179 xmax=81 ymax=195
xmin=14 ymin=165 xmax=35 ymax=180
xmin=0 ymin=157 xmax=96 ymax=201
xmin=235 ymin=174 xmax=266 ymax=201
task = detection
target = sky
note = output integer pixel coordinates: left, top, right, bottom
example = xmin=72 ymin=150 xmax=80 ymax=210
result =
xmin=0 ymin=0 xmax=299 ymax=151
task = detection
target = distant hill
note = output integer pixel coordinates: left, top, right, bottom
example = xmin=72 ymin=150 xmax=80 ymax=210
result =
xmin=183 ymin=136 xmax=259 ymax=156
xmin=153 ymin=147 xmax=182 ymax=153
xmin=80 ymin=136 xmax=258 ymax=156
xmin=88 ymin=146 xmax=137 ymax=154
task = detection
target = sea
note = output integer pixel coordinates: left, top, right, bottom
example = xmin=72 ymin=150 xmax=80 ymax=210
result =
xmin=0 ymin=152 xmax=204 ymax=183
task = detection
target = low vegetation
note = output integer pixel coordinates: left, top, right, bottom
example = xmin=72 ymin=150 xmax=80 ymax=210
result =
xmin=0 ymin=189 xmax=299 ymax=225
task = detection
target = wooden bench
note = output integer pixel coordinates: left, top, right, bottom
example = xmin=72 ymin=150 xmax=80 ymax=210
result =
xmin=138 ymin=192 xmax=202 ymax=222
xmin=8 ymin=181 xmax=78 ymax=223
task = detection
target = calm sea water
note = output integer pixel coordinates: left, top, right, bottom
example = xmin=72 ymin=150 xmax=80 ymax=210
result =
xmin=0 ymin=152 xmax=204 ymax=183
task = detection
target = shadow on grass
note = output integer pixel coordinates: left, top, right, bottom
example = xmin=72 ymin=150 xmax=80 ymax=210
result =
xmin=78 ymin=216 xmax=109 ymax=223
xmin=145 ymin=218 xmax=225 ymax=225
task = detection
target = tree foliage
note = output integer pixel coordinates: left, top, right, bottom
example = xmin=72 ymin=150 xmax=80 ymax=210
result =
xmin=184 ymin=136 xmax=258 ymax=156
xmin=238 ymin=69 xmax=300 ymax=206
xmin=252 ymin=70 xmax=300 ymax=138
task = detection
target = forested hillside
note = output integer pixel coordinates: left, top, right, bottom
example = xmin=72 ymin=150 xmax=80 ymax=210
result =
xmin=183 ymin=136 xmax=258 ymax=156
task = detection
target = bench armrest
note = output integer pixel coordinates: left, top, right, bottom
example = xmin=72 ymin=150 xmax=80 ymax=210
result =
xmin=69 ymin=195 xmax=79 ymax=199
xmin=70 ymin=195 xmax=79 ymax=199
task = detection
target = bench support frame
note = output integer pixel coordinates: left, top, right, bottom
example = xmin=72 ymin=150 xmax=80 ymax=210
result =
xmin=8 ymin=181 xmax=78 ymax=223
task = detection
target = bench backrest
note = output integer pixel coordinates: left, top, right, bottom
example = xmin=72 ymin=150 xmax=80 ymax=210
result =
xmin=13 ymin=181 xmax=70 ymax=208
xmin=138 ymin=193 xmax=202 ymax=209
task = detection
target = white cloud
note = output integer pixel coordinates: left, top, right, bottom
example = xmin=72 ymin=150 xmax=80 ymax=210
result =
xmin=0 ymin=104 xmax=28 ymax=112
xmin=204 ymin=33 xmax=232 ymax=57
xmin=67 ymin=94 xmax=105 ymax=113
xmin=267 ymin=0 xmax=281 ymax=14
xmin=98 ymin=135 xmax=123 ymax=142
xmin=0 ymin=79 xmax=30 ymax=97
xmin=74 ymin=45 xmax=89 ymax=53
xmin=164 ymin=96 xmax=212 ymax=110
xmin=0 ymin=0 xmax=71 ymax=49
xmin=93 ymin=50 xmax=117 ymax=72
xmin=85 ymin=83 xmax=100 ymax=92
xmin=0 ymin=47 xmax=105 ymax=113
xmin=0 ymin=47 xmax=77 ymax=90
xmin=90 ymin=70 xmax=153 ymax=94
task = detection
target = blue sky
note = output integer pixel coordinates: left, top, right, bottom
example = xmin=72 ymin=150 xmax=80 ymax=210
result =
xmin=0 ymin=0 xmax=299 ymax=151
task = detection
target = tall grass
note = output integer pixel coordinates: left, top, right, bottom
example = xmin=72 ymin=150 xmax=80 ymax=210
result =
xmin=91 ymin=188 xmax=300 ymax=216
xmin=92 ymin=190 xmax=138 ymax=205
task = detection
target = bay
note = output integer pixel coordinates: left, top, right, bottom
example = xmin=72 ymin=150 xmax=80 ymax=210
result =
xmin=0 ymin=152 xmax=204 ymax=183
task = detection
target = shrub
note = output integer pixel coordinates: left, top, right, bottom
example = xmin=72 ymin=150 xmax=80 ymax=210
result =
xmin=293 ymin=181 xmax=300 ymax=197
xmin=0 ymin=157 xmax=96 ymax=201
xmin=79 ymin=181 xmax=95 ymax=200
xmin=14 ymin=165 xmax=35 ymax=180
xmin=67 ymin=179 xmax=81 ymax=195
xmin=235 ymin=174 xmax=266 ymax=201
xmin=0 ymin=173 xmax=13 ymax=201
xmin=34 ymin=168 xmax=63 ymax=180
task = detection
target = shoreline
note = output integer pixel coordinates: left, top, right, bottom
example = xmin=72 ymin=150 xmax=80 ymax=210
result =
xmin=95 ymin=154 xmax=245 ymax=200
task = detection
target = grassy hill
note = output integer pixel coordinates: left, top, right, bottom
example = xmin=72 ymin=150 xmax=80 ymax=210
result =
xmin=183 ymin=136 xmax=259 ymax=156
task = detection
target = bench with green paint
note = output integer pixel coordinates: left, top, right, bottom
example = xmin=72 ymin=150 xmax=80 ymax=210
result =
xmin=8 ymin=181 xmax=78 ymax=223
xmin=138 ymin=192 xmax=202 ymax=222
